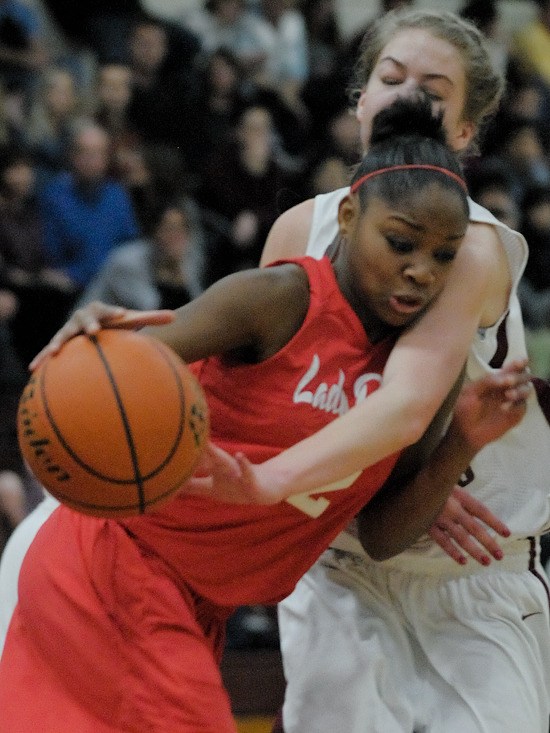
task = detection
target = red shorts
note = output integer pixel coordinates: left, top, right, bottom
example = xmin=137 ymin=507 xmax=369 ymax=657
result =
xmin=0 ymin=507 xmax=236 ymax=732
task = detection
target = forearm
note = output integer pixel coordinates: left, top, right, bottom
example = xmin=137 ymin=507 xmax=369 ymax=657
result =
xmin=252 ymin=386 xmax=435 ymax=502
xmin=357 ymin=360 xmax=531 ymax=559
xmin=357 ymin=419 xmax=475 ymax=560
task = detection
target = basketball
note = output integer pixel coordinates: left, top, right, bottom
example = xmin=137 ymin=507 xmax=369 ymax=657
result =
xmin=17 ymin=329 xmax=209 ymax=518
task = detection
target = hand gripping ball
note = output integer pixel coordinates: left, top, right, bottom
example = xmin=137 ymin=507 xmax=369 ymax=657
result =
xmin=17 ymin=329 xmax=209 ymax=517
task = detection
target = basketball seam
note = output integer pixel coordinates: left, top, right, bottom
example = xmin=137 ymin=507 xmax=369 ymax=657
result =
xmin=92 ymin=335 xmax=146 ymax=513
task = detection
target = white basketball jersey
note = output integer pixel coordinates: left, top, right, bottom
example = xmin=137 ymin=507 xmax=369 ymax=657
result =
xmin=306 ymin=189 xmax=550 ymax=552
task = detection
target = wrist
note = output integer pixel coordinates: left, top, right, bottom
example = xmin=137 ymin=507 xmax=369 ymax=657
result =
xmin=445 ymin=418 xmax=479 ymax=458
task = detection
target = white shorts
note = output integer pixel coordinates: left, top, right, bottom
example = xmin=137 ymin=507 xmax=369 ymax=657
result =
xmin=279 ymin=542 xmax=550 ymax=733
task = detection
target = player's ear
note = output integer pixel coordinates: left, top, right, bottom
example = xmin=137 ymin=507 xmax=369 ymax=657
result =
xmin=337 ymin=193 xmax=359 ymax=239
xmin=450 ymin=119 xmax=476 ymax=152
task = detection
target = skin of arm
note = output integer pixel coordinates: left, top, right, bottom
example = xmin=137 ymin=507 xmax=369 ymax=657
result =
xmin=357 ymin=361 xmax=530 ymax=560
xmin=237 ymin=238 xmax=494 ymax=502
xmin=259 ymin=200 xmax=314 ymax=267
xmin=259 ymin=206 xmax=516 ymax=564
xmin=29 ymin=214 xmax=508 ymax=507
xmin=141 ymin=264 xmax=309 ymax=366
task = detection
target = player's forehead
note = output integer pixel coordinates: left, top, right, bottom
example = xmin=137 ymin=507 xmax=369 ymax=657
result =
xmin=376 ymin=27 xmax=466 ymax=86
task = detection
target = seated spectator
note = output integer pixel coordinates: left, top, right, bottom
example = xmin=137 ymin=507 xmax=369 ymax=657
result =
xmin=459 ymin=0 xmax=509 ymax=74
xmin=23 ymin=66 xmax=83 ymax=185
xmin=299 ymin=0 xmax=350 ymax=137
xmin=197 ymin=103 xmax=296 ymax=279
xmin=181 ymin=0 xmax=274 ymax=83
xmin=0 ymin=281 xmax=28 ymax=552
xmin=0 ymin=0 xmax=49 ymax=111
xmin=254 ymin=0 xmax=308 ymax=114
xmin=179 ymin=48 xmax=249 ymax=177
xmin=306 ymin=155 xmax=350 ymax=197
xmin=38 ymin=119 xmax=139 ymax=294
xmin=93 ymin=62 xmax=136 ymax=145
xmin=465 ymin=158 xmax=521 ymax=230
xmin=0 ymin=144 xmax=83 ymax=362
xmin=0 ymin=145 xmax=46 ymax=288
xmin=125 ymin=14 xmax=194 ymax=156
xmin=501 ymin=57 xmax=550 ymax=153
xmin=77 ymin=199 xmax=206 ymax=311
xmin=111 ymin=140 xmax=190 ymax=235
xmin=304 ymin=103 xmax=360 ymax=185
xmin=185 ymin=46 xmax=309 ymax=179
xmin=482 ymin=113 xmax=550 ymax=202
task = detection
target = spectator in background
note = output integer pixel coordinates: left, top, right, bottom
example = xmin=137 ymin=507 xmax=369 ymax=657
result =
xmin=483 ymin=114 xmax=550 ymax=202
xmin=185 ymin=48 xmax=251 ymax=176
xmin=465 ymin=157 xmax=520 ymax=230
xmin=513 ymin=0 xmax=550 ymax=89
xmin=0 ymin=0 xmax=49 ymax=113
xmin=499 ymin=56 xmax=550 ymax=154
xmin=112 ymin=141 xmax=192 ymax=237
xmin=41 ymin=0 xmax=142 ymax=65
xmin=182 ymin=0 xmax=274 ymax=83
xmin=255 ymin=0 xmax=309 ymax=115
xmin=304 ymin=104 xmax=360 ymax=185
xmin=0 ymin=279 xmax=27 ymax=558
xmin=306 ymin=155 xmax=349 ymax=197
xmin=197 ymin=103 xmax=295 ymax=280
xmin=93 ymin=62 xmax=136 ymax=146
xmin=0 ymin=146 xmax=46 ymax=290
xmin=125 ymin=14 xmax=193 ymax=157
xmin=38 ymin=119 xmax=139 ymax=297
xmin=77 ymin=199 xmax=206 ymax=312
xmin=459 ymin=0 xmax=509 ymax=75
xmin=24 ymin=66 xmax=83 ymax=186
xmin=186 ymin=46 xmax=310 ymax=182
xmin=0 ymin=145 xmax=73 ymax=363
xmin=299 ymin=0 xmax=349 ymax=140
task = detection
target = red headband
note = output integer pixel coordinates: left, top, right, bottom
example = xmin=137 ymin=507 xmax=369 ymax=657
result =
xmin=350 ymin=164 xmax=467 ymax=194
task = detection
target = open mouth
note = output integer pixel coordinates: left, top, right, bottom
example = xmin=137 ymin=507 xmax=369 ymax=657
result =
xmin=389 ymin=294 xmax=424 ymax=315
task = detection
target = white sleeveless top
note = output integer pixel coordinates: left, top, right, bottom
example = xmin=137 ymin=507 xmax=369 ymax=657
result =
xmin=306 ymin=189 xmax=550 ymax=557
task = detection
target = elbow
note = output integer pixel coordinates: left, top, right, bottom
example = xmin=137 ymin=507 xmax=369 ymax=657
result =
xmin=358 ymin=520 xmax=407 ymax=561
xmin=359 ymin=535 xmax=404 ymax=562
xmin=395 ymin=408 xmax=434 ymax=450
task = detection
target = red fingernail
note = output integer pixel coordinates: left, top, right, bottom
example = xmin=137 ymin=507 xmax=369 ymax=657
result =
xmin=494 ymin=550 xmax=503 ymax=560
xmin=481 ymin=556 xmax=491 ymax=566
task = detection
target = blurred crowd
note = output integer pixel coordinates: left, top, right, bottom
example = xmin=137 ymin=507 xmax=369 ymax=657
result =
xmin=1 ymin=0 xmax=550 ymax=648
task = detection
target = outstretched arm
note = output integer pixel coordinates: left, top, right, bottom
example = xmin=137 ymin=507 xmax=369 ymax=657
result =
xmin=27 ymin=240 xmax=498 ymax=504
xmin=186 ymin=361 xmax=530 ymax=510
xmin=356 ymin=360 xmax=531 ymax=560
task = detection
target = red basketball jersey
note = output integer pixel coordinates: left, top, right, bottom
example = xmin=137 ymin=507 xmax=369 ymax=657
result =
xmin=119 ymin=257 xmax=399 ymax=605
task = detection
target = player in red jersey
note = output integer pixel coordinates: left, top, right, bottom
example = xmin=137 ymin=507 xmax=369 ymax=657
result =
xmin=0 ymin=97 xmax=530 ymax=732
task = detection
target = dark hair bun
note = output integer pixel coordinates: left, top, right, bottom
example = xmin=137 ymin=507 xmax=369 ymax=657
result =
xmin=369 ymin=95 xmax=446 ymax=147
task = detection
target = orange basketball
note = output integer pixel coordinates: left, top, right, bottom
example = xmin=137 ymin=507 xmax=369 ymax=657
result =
xmin=17 ymin=329 xmax=209 ymax=518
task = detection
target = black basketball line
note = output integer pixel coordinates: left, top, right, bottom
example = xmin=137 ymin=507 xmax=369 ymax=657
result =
xmin=40 ymin=336 xmax=189 ymax=508
xmin=92 ymin=336 xmax=146 ymax=513
xmin=50 ymin=471 xmax=190 ymax=513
